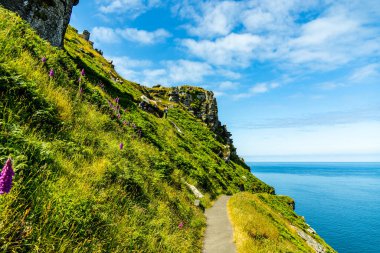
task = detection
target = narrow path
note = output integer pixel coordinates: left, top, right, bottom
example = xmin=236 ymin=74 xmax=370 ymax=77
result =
xmin=203 ymin=195 xmax=236 ymax=253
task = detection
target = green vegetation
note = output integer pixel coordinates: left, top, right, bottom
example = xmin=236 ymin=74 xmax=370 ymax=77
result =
xmin=0 ymin=7 xmax=272 ymax=252
xmin=228 ymin=192 xmax=336 ymax=253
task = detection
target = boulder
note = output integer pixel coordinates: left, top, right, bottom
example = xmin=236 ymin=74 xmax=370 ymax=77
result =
xmin=0 ymin=0 xmax=79 ymax=47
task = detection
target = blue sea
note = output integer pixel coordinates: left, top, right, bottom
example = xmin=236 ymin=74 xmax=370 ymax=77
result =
xmin=250 ymin=162 xmax=380 ymax=253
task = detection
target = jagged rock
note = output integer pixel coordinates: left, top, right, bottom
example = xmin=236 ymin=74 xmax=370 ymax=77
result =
xmin=185 ymin=182 xmax=204 ymax=199
xmin=292 ymin=225 xmax=326 ymax=253
xmin=81 ymin=29 xmax=90 ymax=41
xmin=170 ymin=121 xmax=182 ymax=134
xmin=0 ymin=0 xmax=79 ymax=47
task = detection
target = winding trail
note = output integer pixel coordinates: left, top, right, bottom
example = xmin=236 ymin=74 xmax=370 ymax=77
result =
xmin=203 ymin=195 xmax=236 ymax=253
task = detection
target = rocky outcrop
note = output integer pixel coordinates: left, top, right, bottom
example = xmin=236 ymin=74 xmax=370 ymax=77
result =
xmin=147 ymin=85 xmax=250 ymax=168
xmin=291 ymin=225 xmax=326 ymax=253
xmin=150 ymin=86 xmax=246 ymax=163
xmin=0 ymin=0 xmax=79 ymax=47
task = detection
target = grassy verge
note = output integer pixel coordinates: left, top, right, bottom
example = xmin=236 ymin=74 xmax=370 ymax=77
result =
xmin=228 ymin=192 xmax=336 ymax=253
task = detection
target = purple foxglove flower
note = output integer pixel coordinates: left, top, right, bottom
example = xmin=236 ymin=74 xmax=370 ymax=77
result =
xmin=0 ymin=158 xmax=14 ymax=194
xmin=115 ymin=97 xmax=119 ymax=103
xmin=41 ymin=57 xmax=47 ymax=63
xmin=119 ymin=143 xmax=124 ymax=150
xmin=178 ymin=222 xmax=184 ymax=229
xmin=81 ymin=68 xmax=85 ymax=76
xmin=117 ymin=114 xmax=121 ymax=119
xmin=49 ymin=68 xmax=54 ymax=77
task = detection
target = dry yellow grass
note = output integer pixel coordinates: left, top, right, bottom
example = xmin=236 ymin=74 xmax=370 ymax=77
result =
xmin=227 ymin=192 xmax=314 ymax=253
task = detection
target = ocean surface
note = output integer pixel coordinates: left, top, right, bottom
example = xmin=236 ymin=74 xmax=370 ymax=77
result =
xmin=249 ymin=162 xmax=380 ymax=253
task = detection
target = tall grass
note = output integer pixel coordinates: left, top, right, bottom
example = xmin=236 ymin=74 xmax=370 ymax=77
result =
xmin=228 ymin=192 xmax=336 ymax=253
xmin=0 ymin=7 xmax=273 ymax=252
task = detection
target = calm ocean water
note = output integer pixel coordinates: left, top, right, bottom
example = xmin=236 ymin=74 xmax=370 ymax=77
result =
xmin=249 ymin=162 xmax=380 ymax=253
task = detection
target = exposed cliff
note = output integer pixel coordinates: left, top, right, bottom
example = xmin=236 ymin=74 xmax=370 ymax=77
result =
xmin=148 ymin=85 xmax=247 ymax=167
xmin=0 ymin=0 xmax=79 ymax=47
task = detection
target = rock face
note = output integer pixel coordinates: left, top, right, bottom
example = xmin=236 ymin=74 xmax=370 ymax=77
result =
xmin=148 ymin=85 xmax=250 ymax=168
xmin=166 ymin=86 xmax=239 ymax=162
xmin=292 ymin=226 xmax=326 ymax=253
xmin=0 ymin=0 xmax=79 ymax=47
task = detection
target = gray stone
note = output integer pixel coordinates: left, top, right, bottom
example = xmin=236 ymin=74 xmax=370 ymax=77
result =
xmin=186 ymin=182 xmax=204 ymax=199
xmin=292 ymin=225 xmax=326 ymax=253
xmin=0 ymin=0 xmax=79 ymax=47
xmin=82 ymin=29 xmax=90 ymax=41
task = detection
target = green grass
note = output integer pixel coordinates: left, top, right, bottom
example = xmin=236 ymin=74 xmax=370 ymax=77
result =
xmin=228 ymin=192 xmax=336 ymax=253
xmin=0 ymin=7 xmax=273 ymax=252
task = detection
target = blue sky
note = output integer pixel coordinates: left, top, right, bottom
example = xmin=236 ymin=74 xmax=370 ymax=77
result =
xmin=70 ymin=0 xmax=380 ymax=162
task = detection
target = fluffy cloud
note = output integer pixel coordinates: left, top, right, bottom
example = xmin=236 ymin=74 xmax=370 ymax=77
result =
xmin=116 ymin=28 xmax=170 ymax=44
xmin=182 ymin=33 xmax=261 ymax=67
xmin=176 ymin=0 xmax=380 ymax=71
xmin=91 ymin=26 xmax=170 ymax=45
xmin=232 ymin=82 xmax=280 ymax=100
xmin=97 ymin=0 xmax=161 ymax=17
xmin=175 ymin=1 xmax=243 ymax=38
xmin=91 ymin=27 xmax=120 ymax=44
xmin=107 ymin=56 xmax=213 ymax=86
xmin=250 ymin=82 xmax=280 ymax=94
xmin=165 ymin=60 xmax=212 ymax=83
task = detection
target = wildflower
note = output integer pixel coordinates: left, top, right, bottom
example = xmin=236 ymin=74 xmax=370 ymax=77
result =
xmin=80 ymin=87 xmax=83 ymax=94
xmin=41 ymin=57 xmax=47 ymax=63
xmin=49 ymin=68 xmax=54 ymax=77
xmin=117 ymin=114 xmax=121 ymax=119
xmin=78 ymin=77 xmax=81 ymax=83
xmin=0 ymin=158 xmax=15 ymax=194
xmin=115 ymin=97 xmax=120 ymax=104
xmin=178 ymin=222 xmax=184 ymax=229
xmin=119 ymin=143 xmax=124 ymax=150
xmin=81 ymin=68 xmax=85 ymax=76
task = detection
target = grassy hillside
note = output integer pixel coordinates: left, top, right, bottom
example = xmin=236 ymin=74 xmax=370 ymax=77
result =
xmin=228 ymin=192 xmax=336 ymax=253
xmin=0 ymin=7 xmax=272 ymax=252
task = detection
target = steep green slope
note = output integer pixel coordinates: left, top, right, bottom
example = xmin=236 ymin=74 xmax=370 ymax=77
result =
xmin=0 ymin=7 xmax=272 ymax=252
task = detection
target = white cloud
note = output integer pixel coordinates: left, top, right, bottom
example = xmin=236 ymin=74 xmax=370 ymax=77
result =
xmin=250 ymin=82 xmax=280 ymax=94
xmin=176 ymin=1 xmax=380 ymax=71
xmin=349 ymin=64 xmax=380 ymax=82
xmin=317 ymin=82 xmax=346 ymax=90
xmin=108 ymin=56 xmax=152 ymax=68
xmin=108 ymin=57 xmax=213 ymax=86
xmin=97 ymin=0 xmax=161 ymax=17
xmin=217 ymin=69 xmax=241 ymax=79
xmin=218 ymin=81 xmax=239 ymax=90
xmin=182 ymin=33 xmax=261 ymax=67
xmin=116 ymin=28 xmax=170 ymax=44
xmin=233 ymin=82 xmax=280 ymax=100
xmin=91 ymin=26 xmax=170 ymax=45
xmin=165 ymin=60 xmax=212 ymax=83
xmin=177 ymin=1 xmax=243 ymax=38
xmin=91 ymin=27 xmax=120 ymax=44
